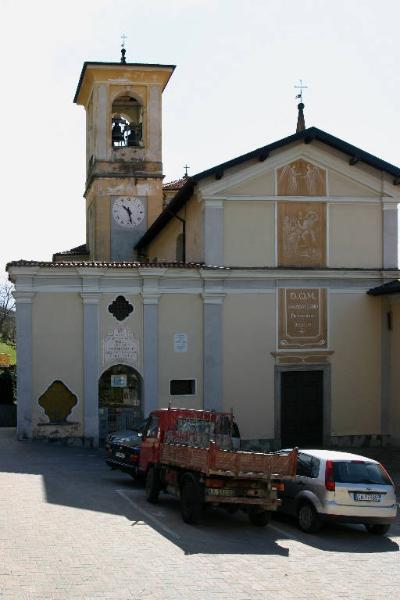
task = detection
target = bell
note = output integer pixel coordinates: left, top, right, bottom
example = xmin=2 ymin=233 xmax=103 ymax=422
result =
xmin=126 ymin=123 xmax=142 ymax=147
xmin=112 ymin=118 xmax=125 ymax=145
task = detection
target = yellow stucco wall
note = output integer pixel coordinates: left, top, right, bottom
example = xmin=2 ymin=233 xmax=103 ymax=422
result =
xmin=330 ymin=293 xmax=381 ymax=435
xmin=158 ymin=294 xmax=203 ymax=409
xmin=99 ymin=294 xmax=143 ymax=377
xmin=223 ymin=202 xmax=276 ymax=266
xmin=148 ymin=217 xmax=181 ymax=261
xmin=328 ymin=171 xmax=381 ymax=197
xmin=390 ymin=303 xmax=400 ymax=442
xmin=223 ymin=293 xmax=276 ymax=440
xmin=328 ymin=203 xmax=382 ymax=268
xmin=223 ymin=170 xmax=275 ymax=195
xmin=32 ymin=293 xmax=83 ymax=437
xmin=185 ymin=195 xmax=203 ymax=262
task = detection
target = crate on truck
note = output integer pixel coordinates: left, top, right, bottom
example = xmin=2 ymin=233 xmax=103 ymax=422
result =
xmin=138 ymin=407 xmax=297 ymax=526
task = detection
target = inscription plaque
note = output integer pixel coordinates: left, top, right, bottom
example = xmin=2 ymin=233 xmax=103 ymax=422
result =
xmin=174 ymin=333 xmax=188 ymax=353
xmin=103 ymin=327 xmax=138 ymax=365
xmin=279 ymin=288 xmax=327 ymax=349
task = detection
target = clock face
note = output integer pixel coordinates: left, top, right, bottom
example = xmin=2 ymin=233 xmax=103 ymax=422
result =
xmin=112 ymin=197 xmax=145 ymax=228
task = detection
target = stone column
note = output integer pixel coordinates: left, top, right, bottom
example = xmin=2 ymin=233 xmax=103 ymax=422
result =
xmin=202 ymin=291 xmax=225 ymax=411
xmin=142 ymin=294 xmax=160 ymax=415
xmin=383 ymin=202 xmax=398 ymax=269
xmin=15 ymin=292 xmax=34 ymax=440
xmin=204 ymin=200 xmax=224 ymax=265
xmin=81 ymin=292 xmax=100 ymax=447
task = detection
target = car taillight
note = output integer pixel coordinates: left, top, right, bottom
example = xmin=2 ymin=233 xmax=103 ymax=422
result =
xmin=325 ymin=459 xmax=335 ymax=491
xmin=379 ymin=463 xmax=394 ymax=486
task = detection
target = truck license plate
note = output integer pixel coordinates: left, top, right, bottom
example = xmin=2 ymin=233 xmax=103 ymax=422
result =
xmin=115 ymin=451 xmax=125 ymax=459
xmin=354 ymin=493 xmax=381 ymax=502
xmin=208 ymin=488 xmax=235 ymax=497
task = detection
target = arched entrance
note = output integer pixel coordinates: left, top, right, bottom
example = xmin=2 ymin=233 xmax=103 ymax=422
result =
xmin=98 ymin=364 xmax=143 ymax=442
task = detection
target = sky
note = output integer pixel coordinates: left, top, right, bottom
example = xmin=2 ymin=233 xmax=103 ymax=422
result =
xmin=1 ymin=0 xmax=399 ymax=280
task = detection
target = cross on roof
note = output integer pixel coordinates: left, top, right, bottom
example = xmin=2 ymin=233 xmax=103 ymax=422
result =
xmin=294 ymin=79 xmax=308 ymax=103
xmin=183 ymin=164 xmax=190 ymax=177
xmin=120 ymin=34 xmax=127 ymax=64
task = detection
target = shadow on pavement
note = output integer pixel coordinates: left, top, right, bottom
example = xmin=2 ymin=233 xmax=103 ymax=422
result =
xmin=272 ymin=512 xmax=399 ymax=554
xmin=0 ymin=429 xmax=398 ymax=556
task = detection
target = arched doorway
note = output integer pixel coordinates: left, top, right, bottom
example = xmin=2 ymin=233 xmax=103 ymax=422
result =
xmin=98 ymin=364 xmax=143 ymax=443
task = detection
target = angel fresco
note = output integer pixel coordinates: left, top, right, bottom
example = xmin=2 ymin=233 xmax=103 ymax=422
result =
xmin=277 ymin=159 xmax=326 ymax=196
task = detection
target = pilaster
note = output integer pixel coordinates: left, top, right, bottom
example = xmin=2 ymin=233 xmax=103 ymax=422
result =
xmin=142 ymin=293 xmax=160 ymax=415
xmin=14 ymin=291 xmax=35 ymax=440
xmin=203 ymin=199 xmax=224 ymax=265
xmin=81 ymin=291 xmax=100 ymax=447
xmin=383 ymin=202 xmax=398 ymax=269
xmin=202 ymin=286 xmax=225 ymax=411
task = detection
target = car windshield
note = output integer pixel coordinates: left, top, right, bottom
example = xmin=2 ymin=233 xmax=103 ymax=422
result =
xmin=333 ymin=461 xmax=391 ymax=485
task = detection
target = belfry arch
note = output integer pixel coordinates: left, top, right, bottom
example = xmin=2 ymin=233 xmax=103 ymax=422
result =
xmin=111 ymin=93 xmax=143 ymax=147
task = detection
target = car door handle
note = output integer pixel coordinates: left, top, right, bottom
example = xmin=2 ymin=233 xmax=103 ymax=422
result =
xmin=297 ymin=481 xmax=305 ymax=485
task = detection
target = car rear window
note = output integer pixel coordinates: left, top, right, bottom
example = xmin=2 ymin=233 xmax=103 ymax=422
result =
xmin=333 ymin=461 xmax=391 ymax=485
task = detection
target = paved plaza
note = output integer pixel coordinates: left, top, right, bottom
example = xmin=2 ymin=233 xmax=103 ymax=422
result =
xmin=0 ymin=428 xmax=399 ymax=600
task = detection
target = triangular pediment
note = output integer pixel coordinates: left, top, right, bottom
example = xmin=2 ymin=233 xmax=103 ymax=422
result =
xmin=200 ymin=143 xmax=394 ymax=199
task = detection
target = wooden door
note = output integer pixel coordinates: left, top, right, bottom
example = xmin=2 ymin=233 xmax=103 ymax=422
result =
xmin=281 ymin=370 xmax=323 ymax=448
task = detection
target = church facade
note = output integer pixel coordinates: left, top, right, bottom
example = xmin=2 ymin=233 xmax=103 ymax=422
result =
xmin=7 ymin=60 xmax=400 ymax=448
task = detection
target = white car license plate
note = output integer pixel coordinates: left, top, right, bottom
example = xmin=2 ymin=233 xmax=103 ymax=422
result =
xmin=115 ymin=451 xmax=125 ymax=459
xmin=354 ymin=493 xmax=381 ymax=502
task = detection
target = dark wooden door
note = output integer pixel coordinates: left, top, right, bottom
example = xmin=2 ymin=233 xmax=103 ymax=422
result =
xmin=281 ymin=370 xmax=323 ymax=448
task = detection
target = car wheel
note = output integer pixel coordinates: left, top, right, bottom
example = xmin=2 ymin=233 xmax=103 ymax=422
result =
xmin=297 ymin=502 xmax=322 ymax=533
xmin=365 ymin=523 xmax=391 ymax=536
xmin=145 ymin=467 xmax=160 ymax=504
xmin=248 ymin=509 xmax=272 ymax=527
xmin=180 ymin=475 xmax=203 ymax=525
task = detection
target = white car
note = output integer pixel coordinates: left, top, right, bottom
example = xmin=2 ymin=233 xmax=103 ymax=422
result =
xmin=279 ymin=449 xmax=398 ymax=535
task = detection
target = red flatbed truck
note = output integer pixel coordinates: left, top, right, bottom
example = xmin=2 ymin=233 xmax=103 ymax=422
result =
xmin=138 ymin=407 xmax=297 ymax=526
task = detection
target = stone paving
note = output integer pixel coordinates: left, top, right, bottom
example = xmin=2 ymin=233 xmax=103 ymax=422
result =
xmin=0 ymin=428 xmax=399 ymax=600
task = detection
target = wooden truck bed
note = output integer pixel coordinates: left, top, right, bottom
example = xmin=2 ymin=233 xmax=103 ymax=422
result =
xmin=160 ymin=441 xmax=297 ymax=479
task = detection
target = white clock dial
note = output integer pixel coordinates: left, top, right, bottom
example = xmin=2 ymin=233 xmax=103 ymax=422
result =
xmin=112 ymin=197 xmax=145 ymax=228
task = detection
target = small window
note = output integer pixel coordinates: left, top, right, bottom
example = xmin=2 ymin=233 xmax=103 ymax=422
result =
xmin=170 ymin=379 xmax=196 ymax=395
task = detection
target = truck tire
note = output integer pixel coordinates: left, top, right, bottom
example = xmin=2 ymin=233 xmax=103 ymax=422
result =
xmin=145 ymin=467 xmax=160 ymax=504
xmin=180 ymin=475 xmax=203 ymax=525
xmin=248 ymin=509 xmax=272 ymax=527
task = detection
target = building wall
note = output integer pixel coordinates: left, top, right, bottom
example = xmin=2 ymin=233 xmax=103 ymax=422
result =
xmin=185 ymin=195 xmax=203 ymax=262
xmin=390 ymin=302 xmax=400 ymax=444
xmin=222 ymin=293 xmax=276 ymax=440
xmin=223 ymin=202 xmax=275 ymax=267
xmin=32 ymin=293 xmax=83 ymax=438
xmin=328 ymin=203 xmax=382 ymax=268
xmin=158 ymin=294 xmax=203 ymax=409
xmin=148 ymin=217 xmax=181 ymax=261
xmin=99 ymin=293 xmax=143 ymax=376
xmin=330 ymin=293 xmax=381 ymax=436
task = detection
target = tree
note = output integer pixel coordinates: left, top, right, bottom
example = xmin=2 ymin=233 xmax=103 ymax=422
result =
xmin=0 ymin=281 xmax=15 ymax=342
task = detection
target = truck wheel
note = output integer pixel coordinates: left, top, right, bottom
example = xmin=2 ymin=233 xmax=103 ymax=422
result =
xmin=297 ymin=502 xmax=321 ymax=533
xmin=365 ymin=523 xmax=391 ymax=535
xmin=180 ymin=475 xmax=203 ymax=525
xmin=248 ymin=509 xmax=272 ymax=527
xmin=145 ymin=467 xmax=160 ymax=504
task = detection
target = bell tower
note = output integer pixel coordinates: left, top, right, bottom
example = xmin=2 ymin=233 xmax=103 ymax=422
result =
xmin=74 ymin=59 xmax=175 ymax=261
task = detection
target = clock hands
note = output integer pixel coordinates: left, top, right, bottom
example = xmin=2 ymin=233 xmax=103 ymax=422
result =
xmin=122 ymin=203 xmax=133 ymax=224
